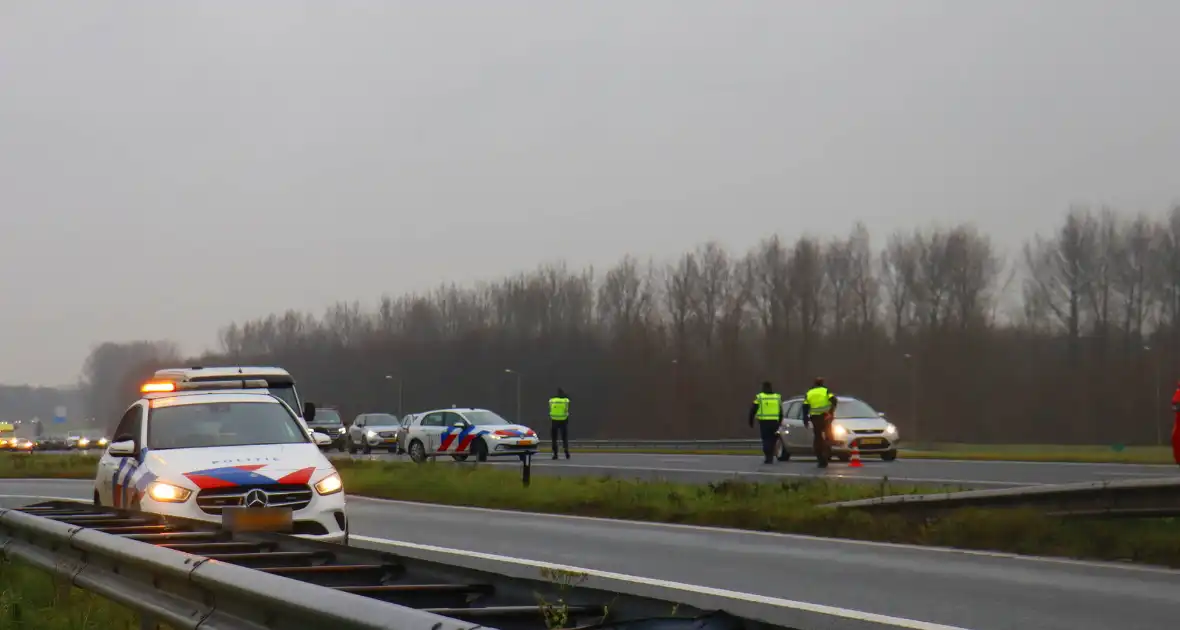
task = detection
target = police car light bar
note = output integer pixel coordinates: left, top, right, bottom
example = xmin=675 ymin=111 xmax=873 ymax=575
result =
xmin=142 ymin=379 xmax=270 ymax=393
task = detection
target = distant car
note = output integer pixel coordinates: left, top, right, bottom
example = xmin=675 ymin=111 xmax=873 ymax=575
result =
xmin=306 ymin=408 xmax=347 ymax=452
xmin=402 ymin=408 xmax=538 ymax=463
xmin=38 ymin=435 xmax=69 ymax=451
xmin=11 ymin=437 xmax=36 ymax=451
xmin=66 ymin=432 xmax=93 ymax=450
xmin=347 ymin=413 xmax=401 ymax=454
xmin=775 ymin=395 xmax=899 ymax=462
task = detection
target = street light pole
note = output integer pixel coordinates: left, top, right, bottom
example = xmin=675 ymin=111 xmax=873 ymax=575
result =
xmin=384 ymin=375 xmax=403 ymax=417
xmin=504 ymin=369 xmax=522 ymax=423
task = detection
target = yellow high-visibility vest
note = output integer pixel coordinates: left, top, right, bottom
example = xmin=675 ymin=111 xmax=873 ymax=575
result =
xmin=753 ymin=392 xmax=782 ymax=421
xmin=549 ymin=397 xmax=570 ymax=421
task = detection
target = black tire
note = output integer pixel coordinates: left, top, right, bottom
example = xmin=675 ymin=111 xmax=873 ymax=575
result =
xmin=775 ymin=438 xmax=791 ymax=461
xmin=337 ymin=441 xmax=346 ymax=453
xmin=452 ymin=454 xmax=469 ymax=462
xmin=409 ymin=440 xmax=427 ymax=464
xmin=474 ymin=439 xmax=489 ymax=462
xmin=348 ymin=437 xmax=358 ymax=455
xmin=881 ymin=450 xmax=898 ymax=462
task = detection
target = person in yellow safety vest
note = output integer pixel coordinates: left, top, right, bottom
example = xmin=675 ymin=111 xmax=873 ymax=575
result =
xmin=801 ymin=377 xmax=838 ymax=468
xmin=548 ymin=388 xmax=571 ymax=460
xmin=748 ymin=381 xmax=784 ymax=464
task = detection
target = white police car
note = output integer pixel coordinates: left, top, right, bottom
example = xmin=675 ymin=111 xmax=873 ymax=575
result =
xmin=93 ymin=378 xmax=348 ymax=544
xmin=402 ymin=408 xmax=538 ymax=463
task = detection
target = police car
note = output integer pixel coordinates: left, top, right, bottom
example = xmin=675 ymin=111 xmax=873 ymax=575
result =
xmin=402 ymin=408 xmax=538 ymax=463
xmin=93 ymin=378 xmax=348 ymax=544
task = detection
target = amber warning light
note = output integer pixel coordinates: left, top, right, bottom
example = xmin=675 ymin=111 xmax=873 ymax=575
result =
xmin=141 ymin=381 xmax=176 ymax=393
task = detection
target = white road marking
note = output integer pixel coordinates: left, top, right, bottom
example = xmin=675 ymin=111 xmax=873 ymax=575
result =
xmin=348 ymin=496 xmax=1180 ymax=575
xmin=352 ymin=534 xmax=972 ymax=630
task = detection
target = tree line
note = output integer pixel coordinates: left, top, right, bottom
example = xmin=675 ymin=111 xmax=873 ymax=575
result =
xmin=81 ymin=205 xmax=1180 ymax=446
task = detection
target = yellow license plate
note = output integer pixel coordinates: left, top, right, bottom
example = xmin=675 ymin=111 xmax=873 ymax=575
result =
xmin=518 ymin=438 xmax=536 ymax=445
xmin=859 ymin=438 xmax=886 ymax=446
xmin=222 ymin=507 xmax=293 ymax=533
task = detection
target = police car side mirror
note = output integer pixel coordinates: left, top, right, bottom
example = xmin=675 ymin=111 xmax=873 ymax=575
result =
xmin=312 ymin=432 xmax=332 ymax=446
xmin=108 ymin=439 xmax=136 ymax=457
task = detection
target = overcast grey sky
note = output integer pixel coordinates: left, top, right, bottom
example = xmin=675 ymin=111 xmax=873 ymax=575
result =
xmin=2 ymin=1 xmax=1178 ymax=386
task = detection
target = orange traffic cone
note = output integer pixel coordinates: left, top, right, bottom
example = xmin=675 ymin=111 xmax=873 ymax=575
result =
xmin=849 ymin=444 xmax=863 ymax=468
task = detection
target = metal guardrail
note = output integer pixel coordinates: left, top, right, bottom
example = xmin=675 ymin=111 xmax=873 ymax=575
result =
xmin=567 ymin=439 xmax=762 ymax=451
xmin=825 ymin=476 xmax=1180 ymax=517
xmin=0 ymin=499 xmax=806 ymax=630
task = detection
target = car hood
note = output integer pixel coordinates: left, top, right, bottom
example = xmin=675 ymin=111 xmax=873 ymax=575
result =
xmin=143 ymin=443 xmax=335 ymax=490
xmin=830 ymin=417 xmax=890 ymax=431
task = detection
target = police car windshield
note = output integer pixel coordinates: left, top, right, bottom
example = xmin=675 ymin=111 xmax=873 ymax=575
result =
xmin=833 ymin=399 xmax=878 ymax=419
xmin=463 ymin=411 xmax=511 ymax=426
xmin=147 ymin=402 xmax=308 ymax=450
xmin=310 ymin=409 xmax=342 ymax=425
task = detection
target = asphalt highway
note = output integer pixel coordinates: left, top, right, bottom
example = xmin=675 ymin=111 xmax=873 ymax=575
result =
xmin=2 ymin=479 xmax=1177 ymax=630
xmin=326 ymin=450 xmax=1180 ymax=489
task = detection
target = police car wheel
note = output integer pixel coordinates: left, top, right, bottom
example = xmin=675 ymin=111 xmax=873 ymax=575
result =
xmin=881 ymin=450 xmax=898 ymax=462
xmin=409 ymin=440 xmax=426 ymax=464
xmin=474 ymin=439 xmax=489 ymax=462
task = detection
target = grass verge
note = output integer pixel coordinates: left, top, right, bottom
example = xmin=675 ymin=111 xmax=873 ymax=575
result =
xmin=569 ymin=443 xmax=1177 ymax=464
xmin=3 ymin=453 xmax=1178 ymax=568
xmin=0 ymin=559 xmax=144 ymax=629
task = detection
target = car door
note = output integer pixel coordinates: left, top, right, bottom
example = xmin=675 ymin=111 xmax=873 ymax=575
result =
xmin=783 ymin=401 xmax=808 ymax=448
xmin=439 ymin=412 xmax=471 ymax=453
xmin=98 ymin=403 xmax=144 ymax=506
xmin=418 ymin=412 xmax=446 ymax=452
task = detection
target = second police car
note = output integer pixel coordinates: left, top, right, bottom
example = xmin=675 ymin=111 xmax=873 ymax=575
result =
xmin=93 ymin=377 xmax=348 ymax=544
xmin=402 ymin=407 xmax=538 ymax=463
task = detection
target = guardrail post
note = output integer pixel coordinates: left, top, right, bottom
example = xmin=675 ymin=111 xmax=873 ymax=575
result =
xmin=521 ymin=452 xmax=532 ymax=487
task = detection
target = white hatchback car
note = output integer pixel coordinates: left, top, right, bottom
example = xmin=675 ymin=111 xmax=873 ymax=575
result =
xmin=403 ymin=408 xmax=539 ymax=463
xmin=93 ymin=379 xmax=348 ymax=544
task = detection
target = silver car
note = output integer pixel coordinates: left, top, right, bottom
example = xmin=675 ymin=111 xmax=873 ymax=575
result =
xmin=775 ymin=395 xmax=899 ymax=462
xmin=347 ymin=412 xmax=402 ymax=454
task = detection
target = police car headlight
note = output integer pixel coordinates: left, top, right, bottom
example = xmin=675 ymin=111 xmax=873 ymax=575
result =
xmin=315 ymin=472 xmax=343 ymax=496
xmin=884 ymin=423 xmax=897 ymax=435
xmin=148 ymin=482 xmax=191 ymax=503
xmin=831 ymin=424 xmax=848 ymax=438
